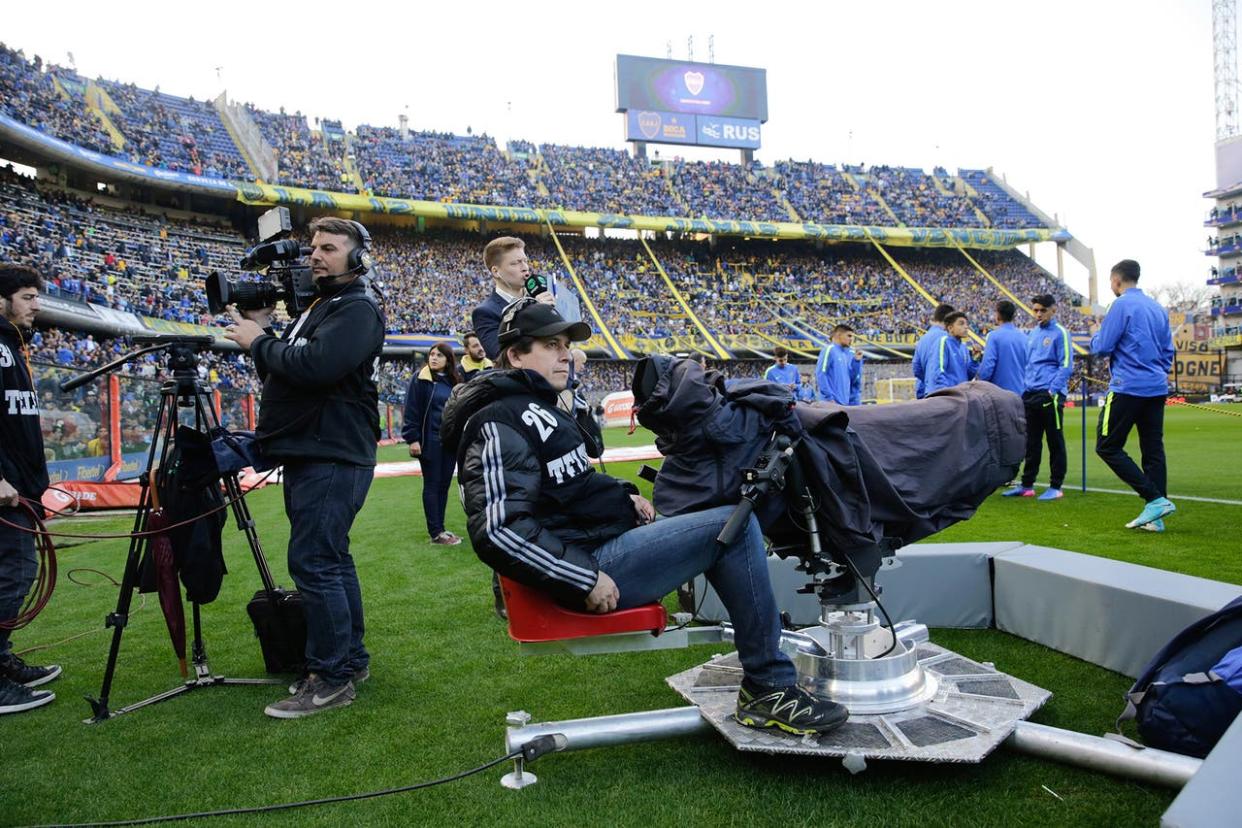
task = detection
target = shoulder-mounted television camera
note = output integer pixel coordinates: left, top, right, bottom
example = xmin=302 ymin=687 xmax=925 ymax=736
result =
xmin=206 ymin=207 xmax=317 ymax=316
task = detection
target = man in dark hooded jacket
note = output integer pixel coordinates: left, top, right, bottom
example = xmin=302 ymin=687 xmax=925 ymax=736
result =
xmin=442 ymin=298 xmax=848 ymax=736
xmin=0 ymin=265 xmax=60 ymax=716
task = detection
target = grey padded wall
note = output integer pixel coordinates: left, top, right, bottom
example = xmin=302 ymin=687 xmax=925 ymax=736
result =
xmin=993 ymin=546 xmax=1242 ymax=678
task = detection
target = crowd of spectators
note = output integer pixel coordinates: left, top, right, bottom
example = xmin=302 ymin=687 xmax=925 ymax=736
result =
xmin=775 ymin=161 xmax=891 ymax=226
xmin=0 ymin=44 xmax=1052 ymax=227
xmin=0 ymin=44 xmax=115 ymax=155
xmin=958 ymin=169 xmax=1043 ymax=229
xmin=99 ymin=80 xmax=250 ymax=179
xmin=868 ymin=166 xmax=981 ymax=228
xmin=354 ymin=126 xmax=541 ymax=206
xmin=0 ymin=168 xmax=243 ymax=323
xmin=247 ymin=106 xmax=357 ymax=192
xmin=670 ymin=160 xmax=788 ymax=222
xmin=540 ymin=144 xmax=679 ymax=216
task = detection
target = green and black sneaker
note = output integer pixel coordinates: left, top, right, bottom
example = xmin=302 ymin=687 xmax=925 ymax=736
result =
xmin=735 ymin=680 xmax=849 ymax=736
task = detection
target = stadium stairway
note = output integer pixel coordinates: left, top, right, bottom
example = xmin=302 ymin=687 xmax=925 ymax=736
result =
xmin=542 ymin=218 xmax=629 ymax=359
xmin=868 ymin=186 xmax=903 ymax=226
xmin=83 ymin=81 xmax=126 ymax=150
xmin=774 ymin=187 xmax=801 ymax=222
xmin=661 ymin=164 xmax=692 ymax=216
xmin=215 ymin=96 xmax=268 ymax=182
xmin=340 ymin=133 xmax=367 ymax=193
xmin=525 ymin=150 xmax=550 ymax=198
xmin=639 ymin=237 xmax=731 ymax=359
xmin=950 ymin=175 xmax=996 ymax=227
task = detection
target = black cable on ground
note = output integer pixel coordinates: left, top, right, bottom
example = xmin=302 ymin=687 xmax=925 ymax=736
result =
xmin=25 ymin=738 xmax=566 ymax=828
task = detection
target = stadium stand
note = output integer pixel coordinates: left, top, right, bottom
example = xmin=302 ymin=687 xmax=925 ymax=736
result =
xmin=354 ymin=126 xmax=541 ymax=206
xmin=671 ymin=160 xmax=788 ymax=222
xmin=0 ymin=45 xmax=115 ymax=156
xmin=0 ymin=47 xmax=1054 ymax=228
xmin=97 ymin=80 xmax=250 ymax=179
xmin=245 ymin=106 xmax=357 ymax=192
xmin=540 ymin=144 xmax=680 ymax=216
xmin=774 ymin=161 xmax=891 ymax=226
xmin=0 ymin=42 xmax=1101 ymax=422
xmin=959 ymin=169 xmax=1043 ymax=229
xmin=869 ymin=166 xmax=982 ymax=228
xmin=0 ymin=168 xmax=243 ymax=322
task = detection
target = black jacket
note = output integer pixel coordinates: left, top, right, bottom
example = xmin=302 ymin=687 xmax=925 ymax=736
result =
xmin=251 ymin=280 xmax=385 ymax=466
xmin=470 ymin=290 xmax=509 ymax=360
xmin=442 ymin=369 xmax=638 ymax=608
xmin=0 ymin=317 xmax=48 ymax=501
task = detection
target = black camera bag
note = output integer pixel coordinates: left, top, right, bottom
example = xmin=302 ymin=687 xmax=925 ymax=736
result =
xmin=246 ymin=587 xmax=307 ymax=674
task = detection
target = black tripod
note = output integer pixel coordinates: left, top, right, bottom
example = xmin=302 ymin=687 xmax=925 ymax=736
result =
xmin=61 ymin=335 xmax=284 ymax=723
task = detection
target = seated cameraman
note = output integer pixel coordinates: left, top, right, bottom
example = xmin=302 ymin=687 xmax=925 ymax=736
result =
xmin=442 ymin=300 xmax=848 ymax=736
xmin=224 ymin=217 xmax=384 ymax=720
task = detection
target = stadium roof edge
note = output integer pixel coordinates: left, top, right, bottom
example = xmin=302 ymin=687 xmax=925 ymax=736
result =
xmin=0 ymin=113 xmax=1054 ymax=249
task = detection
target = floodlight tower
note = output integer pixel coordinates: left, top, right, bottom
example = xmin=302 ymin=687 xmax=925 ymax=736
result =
xmin=1209 ymin=0 xmax=1242 ymax=382
xmin=1215 ymin=0 xmax=1239 ymax=140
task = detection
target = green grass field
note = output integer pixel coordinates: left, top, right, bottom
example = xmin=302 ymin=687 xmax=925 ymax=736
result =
xmin=5 ymin=407 xmax=1239 ymax=826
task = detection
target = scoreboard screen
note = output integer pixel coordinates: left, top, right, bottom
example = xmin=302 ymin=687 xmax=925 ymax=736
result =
xmin=615 ymin=55 xmax=768 ymax=122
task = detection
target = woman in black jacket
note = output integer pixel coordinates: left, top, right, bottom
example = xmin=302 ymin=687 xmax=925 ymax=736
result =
xmin=402 ymin=342 xmax=461 ymax=545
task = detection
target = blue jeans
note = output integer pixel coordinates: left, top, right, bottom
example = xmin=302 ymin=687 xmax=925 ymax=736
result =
xmin=593 ymin=505 xmax=797 ymax=687
xmin=419 ymin=437 xmax=455 ymax=538
xmin=282 ymin=462 xmax=373 ymax=685
xmin=0 ymin=507 xmax=37 ymax=659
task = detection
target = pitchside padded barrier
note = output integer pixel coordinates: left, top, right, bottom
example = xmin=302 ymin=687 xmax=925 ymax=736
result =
xmin=689 ymin=542 xmax=1020 ymax=629
xmin=992 ymin=546 xmax=1242 ymax=679
xmin=1161 ymin=712 xmax=1242 ymax=827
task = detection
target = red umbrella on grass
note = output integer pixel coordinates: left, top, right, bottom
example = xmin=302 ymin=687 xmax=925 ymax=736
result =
xmin=147 ymin=468 xmax=186 ymax=677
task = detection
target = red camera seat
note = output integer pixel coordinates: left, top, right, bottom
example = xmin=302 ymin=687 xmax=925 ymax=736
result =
xmin=499 ymin=576 xmax=668 ymax=643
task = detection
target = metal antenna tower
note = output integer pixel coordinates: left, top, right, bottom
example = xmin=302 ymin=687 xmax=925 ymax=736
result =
xmin=1215 ymin=0 xmax=1239 ymax=139
xmin=708 ymin=35 xmax=715 ymax=64
xmin=687 ymin=35 xmax=694 ymax=62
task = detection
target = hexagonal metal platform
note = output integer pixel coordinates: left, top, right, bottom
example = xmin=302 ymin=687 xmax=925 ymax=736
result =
xmin=666 ymin=641 xmax=1051 ymax=763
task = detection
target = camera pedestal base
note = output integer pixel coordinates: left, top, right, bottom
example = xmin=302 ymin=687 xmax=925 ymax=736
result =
xmin=667 ymin=636 xmax=1050 ymax=766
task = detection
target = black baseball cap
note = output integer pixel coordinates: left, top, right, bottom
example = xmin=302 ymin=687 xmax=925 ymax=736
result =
xmin=498 ymin=298 xmax=591 ymax=347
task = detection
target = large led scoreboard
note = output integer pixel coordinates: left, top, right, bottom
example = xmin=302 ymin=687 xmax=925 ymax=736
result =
xmin=615 ymin=55 xmax=767 ymax=151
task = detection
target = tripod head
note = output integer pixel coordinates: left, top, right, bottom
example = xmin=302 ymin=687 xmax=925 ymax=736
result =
xmin=717 ymin=431 xmax=901 ymax=615
xmin=60 ymin=335 xmax=216 ymax=394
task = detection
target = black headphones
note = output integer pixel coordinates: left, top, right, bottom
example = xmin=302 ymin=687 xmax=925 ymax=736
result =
xmin=497 ymin=297 xmax=538 ymax=348
xmin=347 ymin=220 xmax=373 ymax=276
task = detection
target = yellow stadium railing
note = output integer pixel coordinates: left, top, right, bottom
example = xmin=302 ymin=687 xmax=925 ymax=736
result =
xmin=638 ymin=237 xmax=731 ymax=360
xmin=947 ymin=237 xmax=1088 ymax=356
xmin=542 ymin=217 xmax=628 ymax=359
xmin=865 ymin=230 xmax=986 ymax=348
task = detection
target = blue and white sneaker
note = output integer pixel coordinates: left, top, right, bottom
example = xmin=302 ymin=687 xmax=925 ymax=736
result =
xmin=1125 ymin=497 xmax=1176 ymax=529
xmin=1140 ymin=519 xmax=1165 ymax=533
xmin=1037 ymin=488 xmax=1064 ymax=501
xmin=1002 ymin=486 xmax=1035 ymax=498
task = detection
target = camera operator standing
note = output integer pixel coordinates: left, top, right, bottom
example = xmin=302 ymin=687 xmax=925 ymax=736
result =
xmin=223 ymin=217 xmax=384 ymax=719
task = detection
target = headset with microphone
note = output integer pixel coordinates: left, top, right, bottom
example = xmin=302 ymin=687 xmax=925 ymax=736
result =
xmin=315 ymin=220 xmax=373 ymax=287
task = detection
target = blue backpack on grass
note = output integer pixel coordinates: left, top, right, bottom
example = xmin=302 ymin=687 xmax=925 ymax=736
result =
xmin=1118 ymin=595 xmax=1242 ymax=758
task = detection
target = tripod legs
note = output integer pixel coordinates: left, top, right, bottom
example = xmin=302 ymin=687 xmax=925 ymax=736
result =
xmin=85 ymin=381 xmax=282 ymax=724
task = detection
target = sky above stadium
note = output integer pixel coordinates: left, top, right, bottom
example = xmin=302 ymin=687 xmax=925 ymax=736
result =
xmin=1 ymin=0 xmax=1216 ymax=302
